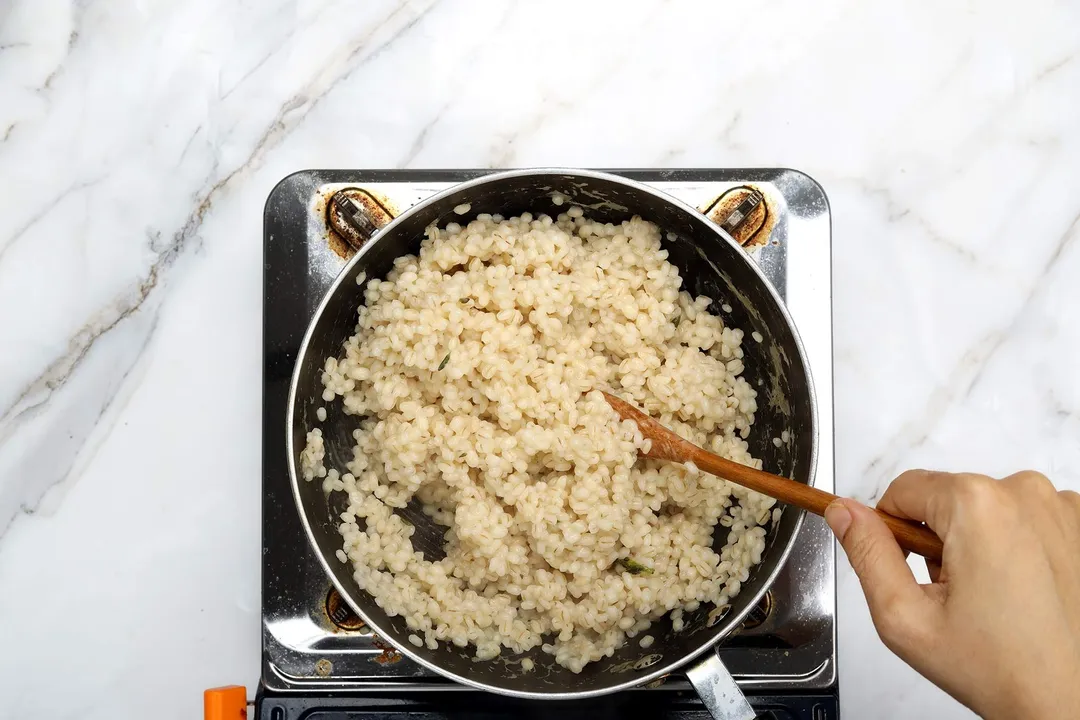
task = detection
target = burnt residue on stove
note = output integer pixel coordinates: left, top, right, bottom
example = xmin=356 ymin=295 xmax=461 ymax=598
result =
xmin=323 ymin=187 xmax=396 ymax=258
xmin=703 ymin=186 xmax=775 ymax=247
xmin=370 ymin=633 xmax=404 ymax=665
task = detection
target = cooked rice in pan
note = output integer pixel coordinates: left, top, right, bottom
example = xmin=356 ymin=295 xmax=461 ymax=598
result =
xmin=301 ymin=206 xmax=774 ymax=672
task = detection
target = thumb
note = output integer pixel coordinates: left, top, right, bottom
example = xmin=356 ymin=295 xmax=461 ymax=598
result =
xmin=825 ymin=499 xmax=937 ymax=650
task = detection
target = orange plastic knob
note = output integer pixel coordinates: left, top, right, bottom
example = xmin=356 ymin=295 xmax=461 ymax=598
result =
xmin=204 ymin=685 xmax=248 ymax=720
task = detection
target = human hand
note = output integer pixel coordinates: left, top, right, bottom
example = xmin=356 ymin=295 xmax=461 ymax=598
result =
xmin=825 ymin=471 xmax=1080 ymax=719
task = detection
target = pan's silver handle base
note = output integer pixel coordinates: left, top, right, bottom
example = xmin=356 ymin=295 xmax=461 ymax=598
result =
xmin=685 ymin=652 xmax=756 ymax=720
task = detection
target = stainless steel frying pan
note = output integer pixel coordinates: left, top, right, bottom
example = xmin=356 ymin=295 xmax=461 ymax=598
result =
xmin=286 ymin=169 xmax=818 ymax=719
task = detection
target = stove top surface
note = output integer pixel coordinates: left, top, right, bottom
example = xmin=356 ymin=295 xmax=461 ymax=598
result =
xmin=260 ymin=169 xmax=836 ymax=718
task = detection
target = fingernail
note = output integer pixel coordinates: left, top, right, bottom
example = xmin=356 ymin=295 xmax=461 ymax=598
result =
xmin=824 ymin=500 xmax=852 ymax=540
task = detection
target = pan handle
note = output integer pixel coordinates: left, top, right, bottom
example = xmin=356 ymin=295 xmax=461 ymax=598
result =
xmin=685 ymin=651 xmax=756 ymax=720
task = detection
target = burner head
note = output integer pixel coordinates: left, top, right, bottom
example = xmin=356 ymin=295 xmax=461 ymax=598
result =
xmin=326 ymin=188 xmax=395 ymax=255
xmin=740 ymin=590 xmax=775 ymax=631
xmin=325 ymin=587 xmax=367 ymax=632
xmin=707 ymin=186 xmax=772 ymax=247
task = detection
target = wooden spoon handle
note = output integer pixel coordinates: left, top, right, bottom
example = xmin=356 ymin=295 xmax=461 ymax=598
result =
xmin=685 ymin=444 xmax=944 ymax=563
xmin=600 ymin=392 xmax=945 ymax=562
xmin=872 ymin=508 xmax=945 ymax=563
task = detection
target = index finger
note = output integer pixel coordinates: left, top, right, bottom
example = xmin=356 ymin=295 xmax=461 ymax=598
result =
xmin=877 ymin=469 xmax=965 ymax=537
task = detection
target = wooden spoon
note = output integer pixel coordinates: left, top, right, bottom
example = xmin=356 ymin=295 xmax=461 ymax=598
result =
xmin=603 ymin=392 xmax=944 ymax=562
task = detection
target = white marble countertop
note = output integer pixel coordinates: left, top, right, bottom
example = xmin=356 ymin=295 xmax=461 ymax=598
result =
xmin=2 ymin=1 xmax=1079 ymax=718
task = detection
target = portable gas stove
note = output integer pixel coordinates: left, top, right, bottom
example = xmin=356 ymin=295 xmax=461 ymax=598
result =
xmin=258 ymin=169 xmax=836 ymax=719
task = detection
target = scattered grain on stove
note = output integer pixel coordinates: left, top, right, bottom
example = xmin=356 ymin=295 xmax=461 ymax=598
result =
xmin=772 ymin=437 xmax=783 ymax=448
xmin=453 ymin=203 xmax=472 ymax=215
xmin=305 ymin=206 xmax=773 ymax=672
xmin=781 ymin=430 xmax=790 ymax=443
xmin=721 ymin=303 xmax=733 ymax=313
xmin=752 ymin=331 xmax=763 ymax=343
xmin=639 ymin=634 xmax=655 ymax=649
xmin=316 ymin=406 xmax=327 ymax=422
